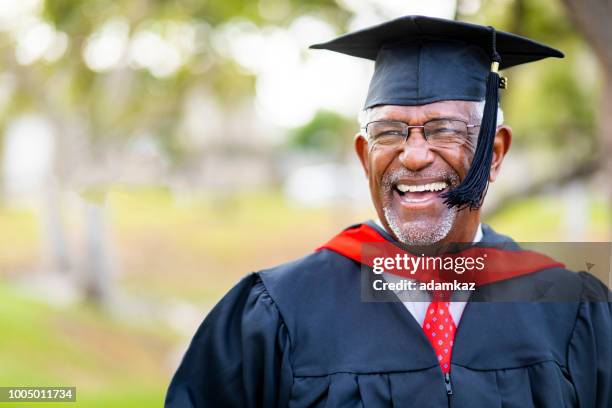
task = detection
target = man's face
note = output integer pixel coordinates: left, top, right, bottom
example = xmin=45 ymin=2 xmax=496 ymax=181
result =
xmin=356 ymin=101 xmax=482 ymax=245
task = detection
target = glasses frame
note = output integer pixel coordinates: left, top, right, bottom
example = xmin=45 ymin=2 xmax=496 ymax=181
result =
xmin=361 ymin=118 xmax=480 ymax=147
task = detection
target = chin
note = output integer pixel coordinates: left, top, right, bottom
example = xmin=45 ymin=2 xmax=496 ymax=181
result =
xmin=383 ymin=205 xmax=457 ymax=246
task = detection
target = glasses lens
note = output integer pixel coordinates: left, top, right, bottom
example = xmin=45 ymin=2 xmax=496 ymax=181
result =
xmin=424 ymin=119 xmax=470 ymax=148
xmin=367 ymin=121 xmax=406 ymax=146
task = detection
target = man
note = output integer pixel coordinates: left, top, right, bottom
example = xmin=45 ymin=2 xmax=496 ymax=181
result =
xmin=165 ymin=16 xmax=611 ymax=407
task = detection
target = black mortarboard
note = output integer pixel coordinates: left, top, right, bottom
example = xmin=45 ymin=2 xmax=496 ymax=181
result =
xmin=310 ymin=15 xmax=563 ymax=210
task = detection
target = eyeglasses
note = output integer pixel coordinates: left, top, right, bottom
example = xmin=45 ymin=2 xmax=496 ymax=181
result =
xmin=362 ymin=119 xmax=479 ymax=150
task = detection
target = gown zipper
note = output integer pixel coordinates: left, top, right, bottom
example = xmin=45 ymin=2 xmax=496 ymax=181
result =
xmin=444 ymin=372 xmax=453 ymax=395
xmin=444 ymin=372 xmax=453 ymax=406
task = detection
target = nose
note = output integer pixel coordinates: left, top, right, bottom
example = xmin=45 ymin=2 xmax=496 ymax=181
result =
xmin=398 ymin=128 xmax=435 ymax=171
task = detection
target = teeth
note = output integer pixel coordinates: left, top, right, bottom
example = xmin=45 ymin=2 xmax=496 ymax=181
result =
xmin=397 ymin=182 xmax=447 ymax=193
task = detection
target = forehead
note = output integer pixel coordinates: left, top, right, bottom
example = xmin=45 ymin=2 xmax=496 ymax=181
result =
xmin=368 ymin=100 xmax=477 ymax=122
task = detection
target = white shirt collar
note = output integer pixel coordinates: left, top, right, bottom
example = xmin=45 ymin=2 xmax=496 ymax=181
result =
xmin=375 ymin=220 xmax=482 ymax=326
xmin=473 ymin=223 xmax=483 ymax=243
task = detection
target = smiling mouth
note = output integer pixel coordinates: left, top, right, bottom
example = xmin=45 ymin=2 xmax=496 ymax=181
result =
xmin=394 ymin=181 xmax=449 ymax=204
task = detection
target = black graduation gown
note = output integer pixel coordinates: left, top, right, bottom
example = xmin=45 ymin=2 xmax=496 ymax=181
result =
xmin=165 ymin=224 xmax=611 ymax=408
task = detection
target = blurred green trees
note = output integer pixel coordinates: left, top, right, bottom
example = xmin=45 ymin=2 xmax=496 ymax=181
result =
xmin=0 ymin=0 xmax=605 ymax=174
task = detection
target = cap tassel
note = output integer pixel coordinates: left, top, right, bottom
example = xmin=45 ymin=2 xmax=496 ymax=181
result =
xmin=441 ymin=27 xmax=501 ymax=210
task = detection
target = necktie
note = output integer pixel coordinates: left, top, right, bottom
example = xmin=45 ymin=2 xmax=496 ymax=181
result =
xmin=422 ymin=293 xmax=456 ymax=374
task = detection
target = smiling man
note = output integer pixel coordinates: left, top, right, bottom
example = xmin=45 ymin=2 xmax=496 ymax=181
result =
xmin=165 ymin=16 xmax=611 ymax=408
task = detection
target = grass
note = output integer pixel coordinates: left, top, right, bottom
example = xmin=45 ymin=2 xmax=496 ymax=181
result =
xmin=107 ymin=187 xmax=372 ymax=303
xmin=486 ymin=194 xmax=611 ymax=241
xmin=0 ymin=283 xmax=176 ymax=407
xmin=0 ymin=188 xmax=609 ymax=303
xmin=106 ymin=187 xmax=610 ymax=302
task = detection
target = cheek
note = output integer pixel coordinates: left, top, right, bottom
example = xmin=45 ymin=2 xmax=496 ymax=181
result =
xmin=368 ymin=150 xmax=395 ymax=189
xmin=434 ymin=146 xmax=473 ymax=178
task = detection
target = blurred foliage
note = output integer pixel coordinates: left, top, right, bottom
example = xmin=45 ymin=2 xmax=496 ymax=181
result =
xmin=463 ymin=0 xmax=598 ymax=156
xmin=0 ymin=0 xmax=351 ymax=164
xmin=44 ymin=0 xmax=346 ymax=28
xmin=0 ymin=0 xmax=600 ymax=164
xmin=287 ymin=110 xmax=356 ymax=153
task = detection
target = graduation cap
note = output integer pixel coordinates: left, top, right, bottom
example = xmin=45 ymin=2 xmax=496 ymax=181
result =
xmin=310 ymin=16 xmax=563 ymax=210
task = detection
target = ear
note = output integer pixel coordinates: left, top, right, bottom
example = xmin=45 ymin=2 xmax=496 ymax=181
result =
xmin=354 ymin=133 xmax=371 ymax=178
xmin=489 ymin=125 xmax=512 ymax=182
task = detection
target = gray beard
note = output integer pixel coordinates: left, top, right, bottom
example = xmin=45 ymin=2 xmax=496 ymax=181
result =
xmin=381 ymin=168 xmax=460 ymax=246
xmin=383 ymin=204 xmax=457 ymax=246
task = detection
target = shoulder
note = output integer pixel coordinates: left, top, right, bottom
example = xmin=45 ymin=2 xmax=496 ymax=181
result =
xmin=257 ymin=248 xmax=359 ymax=306
xmin=529 ymin=267 xmax=610 ymax=302
xmin=258 ymin=248 xmax=358 ymax=293
xmin=577 ymin=271 xmax=611 ymax=301
xmin=480 ymin=225 xmax=609 ymax=301
xmin=254 ymin=248 xmax=361 ymax=332
xmin=503 ymin=267 xmax=609 ymax=302
xmin=571 ymin=272 xmax=611 ymax=334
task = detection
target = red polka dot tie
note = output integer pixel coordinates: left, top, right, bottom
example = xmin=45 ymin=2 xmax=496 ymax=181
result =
xmin=422 ymin=294 xmax=456 ymax=374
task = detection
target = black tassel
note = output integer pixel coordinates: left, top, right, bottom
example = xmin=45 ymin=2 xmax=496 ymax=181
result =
xmin=441 ymin=27 xmax=501 ymax=210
